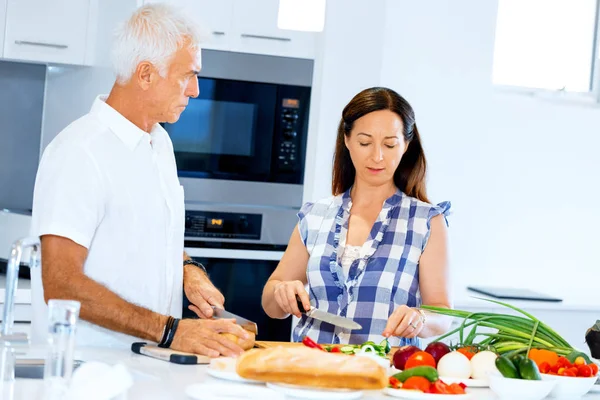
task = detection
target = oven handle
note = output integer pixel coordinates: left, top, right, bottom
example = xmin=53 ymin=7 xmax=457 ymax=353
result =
xmin=184 ymin=248 xmax=284 ymax=261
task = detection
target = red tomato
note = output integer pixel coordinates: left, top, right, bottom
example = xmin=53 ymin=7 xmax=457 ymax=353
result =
xmin=557 ymin=357 xmax=572 ymax=368
xmin=403 ymin=376 xmax=431 ymax=392
xmin=430 ymin=381 xmax=452 ymax=394
xmin=448 ymin=383 xmax=467 ymax=394
xmin=405 ymin=351 xmax=437 ymax=369
xmin=389 ymin=377 xmax=402 ymax=389
xmin=539 ymin=362 xmax=551 ymax=374
xmin=456 ymin=347 xmax=476 ymax=360
xmin=590 ymin=363 xmax=599 ymax=376
xmin=330 ymin=347 xmax=341 ymax=353
xmin=578 ymin=365 xmax=593 ymax=377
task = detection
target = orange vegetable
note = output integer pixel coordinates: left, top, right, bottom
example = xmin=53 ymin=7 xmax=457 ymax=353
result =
xmin=403 ymin=376 xmax=431 ymax=392
xmin=456 ymin=347 xmax=477 ymax=360
xmin=405 ymin=351 xmax=436 ymax=369
xmin=528 ymin=349 xmax=559 ymax=368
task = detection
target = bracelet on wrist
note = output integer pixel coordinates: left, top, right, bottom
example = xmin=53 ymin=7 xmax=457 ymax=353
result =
xmin=158 ymin=316 xmax=180 ymax=348
xmin=183 ymin=259 xmax=208 ymax=275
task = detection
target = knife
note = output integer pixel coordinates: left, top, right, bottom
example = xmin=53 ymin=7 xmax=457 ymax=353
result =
xmin=212 ymin=306 xmax=258 ymax=335
xmin=296 ymin=296 xmax=362 ymax=330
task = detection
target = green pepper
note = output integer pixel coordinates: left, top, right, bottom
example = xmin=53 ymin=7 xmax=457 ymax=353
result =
xmin=495 ymin=355 xmax=520 ymax=379
xmin=518 ymin=358 xmax=541 ymax=380
xmin=510 ymin=354 xmax=525 ymax=367
xmin=392 ymin=366 xmax=439 ymax=383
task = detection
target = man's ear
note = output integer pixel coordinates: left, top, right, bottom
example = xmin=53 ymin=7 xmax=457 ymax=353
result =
xmin=135 ymin=61 xmax=154 ymax=90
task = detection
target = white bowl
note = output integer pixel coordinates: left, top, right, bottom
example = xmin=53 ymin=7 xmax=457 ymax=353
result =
xmin=488 ymin=372 xmax=556 ymax=400
xmin=541 ymin=373 xmax=598 ymax=399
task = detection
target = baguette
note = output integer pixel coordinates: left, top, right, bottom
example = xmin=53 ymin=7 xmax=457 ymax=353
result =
xmin=220 ymin=331 xmax=256 ymax=351
xmin=236 ymin=346 xmax=388 ymax=390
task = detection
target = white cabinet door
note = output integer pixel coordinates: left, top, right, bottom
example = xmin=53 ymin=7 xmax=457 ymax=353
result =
xmin=0 ymin=0 xmax=6 ymax=57
xmin=4 ymin=0 xmax=91 ymax=65
xmin=230 ymin=0 xmax=316 ymax=59
xmin=172 ymin=0 xmax=234 ymax=51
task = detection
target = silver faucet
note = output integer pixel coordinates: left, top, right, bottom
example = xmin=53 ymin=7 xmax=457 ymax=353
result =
xmin=1 ymin=236 xmax=40 ymax=343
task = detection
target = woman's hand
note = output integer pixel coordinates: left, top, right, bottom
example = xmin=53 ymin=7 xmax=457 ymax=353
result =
xmin=383 ymin=305 xmax=426 ymax=339
xmin=273 ymin=280 xmax=311 ymax=318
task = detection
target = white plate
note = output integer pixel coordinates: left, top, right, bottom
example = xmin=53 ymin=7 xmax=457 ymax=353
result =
xmin=206 ymin=357 xmax=262 ymax=384
xmin=384 ymin=388 xmax=473 ymax=399
xmin=185 ymin=382 xmax=285 ymax=400
xmin=206 ymin=366 xmax=263 ymax=384
xmin=266 ymin=383 xmax=363 ymax=400
xmin=438 ymin=376 xmax=488 ymax=388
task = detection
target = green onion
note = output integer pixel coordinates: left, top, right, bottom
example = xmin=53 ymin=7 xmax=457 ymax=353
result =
xmin=422 ymin=298 xmax=573 ymax=355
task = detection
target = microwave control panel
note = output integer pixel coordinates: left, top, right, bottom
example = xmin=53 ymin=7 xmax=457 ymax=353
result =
xmin=277 ymin=98 xmax=301 ymax=171
xmin=185 ymin=211 xmax=262 ymax=240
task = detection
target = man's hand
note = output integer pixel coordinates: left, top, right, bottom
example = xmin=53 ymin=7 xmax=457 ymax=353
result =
xmin=183 ymin=264 xmax=225 ymax=318
xmin=170 ymin=318 xmax=249 ymax=357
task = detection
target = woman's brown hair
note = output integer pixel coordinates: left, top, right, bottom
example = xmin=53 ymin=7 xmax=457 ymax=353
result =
xmin=331 ymin=87 xmax=429 ymax=203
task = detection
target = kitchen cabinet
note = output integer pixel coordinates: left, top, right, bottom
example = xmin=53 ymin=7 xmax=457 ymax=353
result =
xmin=230 ymin=0 xmax=316 ymax=59
xmin=172 ymin=0 xmax=233 ymax=51
xmin=0 ymin=0 xmax=6 ymax=57
xmin=144 ymin=0 xmax=316 ymax=59
xmin=3 ymin=0 xmax=93 ymax=65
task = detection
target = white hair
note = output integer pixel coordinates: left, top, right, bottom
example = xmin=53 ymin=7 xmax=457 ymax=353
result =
xmin=111 ymin=3 xmax=206 ymax=84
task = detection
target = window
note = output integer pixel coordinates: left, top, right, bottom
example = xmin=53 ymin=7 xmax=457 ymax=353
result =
xmin=492 ymin=0 xmax=599 ymax=96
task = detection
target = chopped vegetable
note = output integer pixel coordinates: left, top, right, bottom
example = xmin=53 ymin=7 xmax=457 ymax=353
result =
xmin=301 ymin=336 xmax=324 ymax=350
xmin=392 ymin=366 xmax=439 ymax=383
xmin=403 ymin=376 xmax=431 ymax=392
xmin=388 ymin=376 xmax=402 ymax=389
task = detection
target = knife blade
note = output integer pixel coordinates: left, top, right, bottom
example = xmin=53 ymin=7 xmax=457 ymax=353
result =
xmin=296 ymin=297 xmax=362 ymax=330
xmin=212 ymin=306 xmax=258 ymax=335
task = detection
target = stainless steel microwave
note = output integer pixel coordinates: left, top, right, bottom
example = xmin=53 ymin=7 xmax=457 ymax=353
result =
xmin=163 ymin=58 xmax=312 ymax=185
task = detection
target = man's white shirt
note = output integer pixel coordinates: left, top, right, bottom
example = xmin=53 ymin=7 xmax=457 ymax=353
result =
xmin=30 ymin=96 xmax=184 ymax=348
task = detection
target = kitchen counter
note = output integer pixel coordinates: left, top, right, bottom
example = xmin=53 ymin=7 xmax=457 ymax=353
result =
xmin=6 ymin=346 xmax=600 ymax=399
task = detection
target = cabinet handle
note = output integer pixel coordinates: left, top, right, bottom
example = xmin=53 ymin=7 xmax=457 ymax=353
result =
xmin=241 ymin=33 xmax=291 ymax=42
xmin=212 ymin=31 xmax=225 ymax=36
xmin=15 ymin=40 xmax=68 ymax=49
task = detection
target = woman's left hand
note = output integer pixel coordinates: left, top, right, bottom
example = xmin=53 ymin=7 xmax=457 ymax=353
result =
xmin=383 ymin=305 xmax=425 ymax=339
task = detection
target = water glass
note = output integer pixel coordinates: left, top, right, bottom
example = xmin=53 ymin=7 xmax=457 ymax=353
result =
xmin=43 ymin=300 xmax=81 ymax=382
xmin=0 ymin=344 xmax=15 ymax=400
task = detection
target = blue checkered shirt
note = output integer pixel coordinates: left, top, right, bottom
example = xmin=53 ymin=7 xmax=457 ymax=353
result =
xmin=292 ymin=188 xmax=450 ymax=347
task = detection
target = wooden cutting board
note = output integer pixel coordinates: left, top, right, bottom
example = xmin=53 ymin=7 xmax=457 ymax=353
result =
xmin=254 ymin=341 xmax=400 ymax=358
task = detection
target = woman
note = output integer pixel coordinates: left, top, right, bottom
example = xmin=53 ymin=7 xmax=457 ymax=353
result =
xmin=262 ymin=87 xmax=452 ymax=347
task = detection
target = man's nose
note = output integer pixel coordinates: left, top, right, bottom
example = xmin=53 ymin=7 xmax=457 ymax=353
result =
xmin=187 ymin=77 xmax=199 ymax=98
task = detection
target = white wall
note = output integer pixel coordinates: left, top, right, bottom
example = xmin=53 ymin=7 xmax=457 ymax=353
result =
xmin=302 ymin=0 xmax=388 ymax=203
xmin=380 ymin=0 xmax=600 ymax=293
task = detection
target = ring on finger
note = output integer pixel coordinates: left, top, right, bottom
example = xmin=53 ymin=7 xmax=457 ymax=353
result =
xmin=409 ymin=322 xmax=417 ymax=330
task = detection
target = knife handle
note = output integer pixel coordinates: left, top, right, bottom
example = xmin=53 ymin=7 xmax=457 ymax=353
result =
xmin=296 ymin=295 xmax=308 ymax=314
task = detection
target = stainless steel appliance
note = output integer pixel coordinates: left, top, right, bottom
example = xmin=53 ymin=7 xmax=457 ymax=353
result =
xmin=177 ymin=51 xmax=314 ymax=342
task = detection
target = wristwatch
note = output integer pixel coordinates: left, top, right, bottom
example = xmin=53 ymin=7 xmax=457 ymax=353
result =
xmin=183 ymin=259 xmax=208 ymax=275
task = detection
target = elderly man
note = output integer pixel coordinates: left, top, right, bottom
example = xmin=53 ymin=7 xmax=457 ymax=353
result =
xmin=30 ymin=4 xmax=249 ymax=357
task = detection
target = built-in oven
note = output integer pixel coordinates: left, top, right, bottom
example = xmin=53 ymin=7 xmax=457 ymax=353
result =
xmin=176 ymin=51 xmax=314 ymax=342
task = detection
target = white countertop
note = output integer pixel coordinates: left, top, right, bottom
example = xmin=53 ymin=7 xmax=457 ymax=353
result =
xmin=5 ymin=346 xmax=600 ymax=400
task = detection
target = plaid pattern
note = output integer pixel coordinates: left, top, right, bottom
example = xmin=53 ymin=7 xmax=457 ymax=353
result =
xmin=292 ymin=188 xmax=450 ymax=347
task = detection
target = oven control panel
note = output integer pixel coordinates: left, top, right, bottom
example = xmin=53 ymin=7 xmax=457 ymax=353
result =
xmin=184 ymin=211 xmax=262 ymax=240
xmin=277 ymin=98 xmax=301 ymax=171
